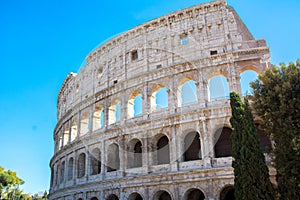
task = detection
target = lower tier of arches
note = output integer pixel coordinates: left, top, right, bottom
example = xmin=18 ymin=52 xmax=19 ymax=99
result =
xmin=49 ymin=166 xmax=276 ymax=200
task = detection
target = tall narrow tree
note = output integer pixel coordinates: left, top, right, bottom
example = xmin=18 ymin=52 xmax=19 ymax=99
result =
xmin=230 ymin=92 xmax=275 ymax=200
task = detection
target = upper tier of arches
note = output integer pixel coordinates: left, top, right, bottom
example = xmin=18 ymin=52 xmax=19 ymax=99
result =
xmin=55 ymin=68 xmax=260 ymax=150
xmin=56 ymin=0 xmax=268 ymax=119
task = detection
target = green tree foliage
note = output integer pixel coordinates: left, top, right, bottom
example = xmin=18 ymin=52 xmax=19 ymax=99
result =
xmin=251 ymin=61 xmax=300 ymax=199
xmin=230 ymin=92 xmax=275 ymax=200
xmin=0 ymin=166 xmax=48 ymax=200
xmin=0 ymin=166 xmax=24 ymax=199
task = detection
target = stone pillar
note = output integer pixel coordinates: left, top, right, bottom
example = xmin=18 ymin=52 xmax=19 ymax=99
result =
xmin=100 ymin=141 xmax=106 ymax=180
xmin=84 ymin=148 xmax=88 ymax=182
xmin=119 ymin=136 xmax=126 ymax=176
xmin=88 ymin=108 xmax=93 ymax=133
xmin=202 ymin=80 xmax=210 ymax=104
xmin=68 ymin=120 xmax=72 ymax=145
xmin=142 ymin=137 xmax=149 ymax=168
xmin=199 ymin=71 xmax=207 ymax=107
xmin=61 ymin=126 xmax=65 ymax=148
xmin=76 ymin=112 xmax=81 ymax=139
xmin=170 ymin=125 xmax=178 ymax=172
xmin=74 ymin=151 xmax=77 ymax=185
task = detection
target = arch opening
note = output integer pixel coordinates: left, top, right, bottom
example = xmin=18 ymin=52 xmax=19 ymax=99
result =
xmin=151 ymin=86 xmax=168 ymax=111
xmin=178 ymin=80 xmax=198 ymax=107
xmin=70 ymin=118 xmax=78 ymax=142
xmin=214 ymin=127 xmax=232 ymax=158
xmin=80 ymin=112 xmax=90 ymax=136
xmin=184 ymin=188 xmax=205 ymax=200
xmin=183 ymin=132 xmax=201 ymax=161
xmin=60 ymin=161 xmax=65 ymax=184
xmin=107 ymin=194 xmax=119 ymax=200
xmin=63 ymin=124 xmax=69 ymax=146
xmin=156 ymin=135 xmax=170 ymax=165
xmin=220 ymin=186 xmax=235 ymax=200
xmin=128 ymin=192 xmax=143 ymax=200
xmin=77 ymin=153 xmax=86 ymax=178
xmin=127 ymin=140 xmax=143 ymax=168
xmin=90 ymin=148 xmax=101 ymax=175
xmin=67 ymin=157 xmax=74 ymax=181
xmin=107 ymin=144 xmax=120 ymax=172
xmin=109 ymin=100 xmax=121 ymax=124
xmin=209 ymin=75 xmax=230 ymax=101
xmin=240 ymin=70 xmax=258 ymax=96
xmin=154 ymin=191 xmax=172 ymax=200
xmin=128 ymin=92 xmax=142 ymax=118
xmin=93 ymin=105 xmax=104 ymax=130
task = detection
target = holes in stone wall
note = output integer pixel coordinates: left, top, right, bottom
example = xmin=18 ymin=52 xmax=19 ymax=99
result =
xmin=77 ymin=153 xmax=86 ymax=178
xmin=128 ymin=92 xmax=142 ymax=118
xmin=107 ymin=144 xmax=120 ymax=172
xmin=208 ymin=75 xmax=230 ymax=101
xmin=178 ymin=80 xmax=198 ymax=107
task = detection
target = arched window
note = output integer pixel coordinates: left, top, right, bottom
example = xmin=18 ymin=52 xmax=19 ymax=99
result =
xmin=67 ymin=157 xmax=74 ymax=181
xmin=63 ymin=124 xmax=69 ymax=146
xmin=183 ymin=132 xmax=201 ymax=161
xmin=214 ymin=127 xmax=232 ymax=158
xmin=240 ymin=70 xmax=258 ymax=96
xmin=91 ymin=197 xmax=98 ymax=200
xmin=178 ymin=80 xmax=198 ymax=107
xmin=80 ymin=111 xmax=90 ymax=136
xmin=128 ymin=92 xmax=142 ymax=118
xmin=55 ymin=164 xmax=59 ymax=186
xmin=60 ymin=161 xmax=65 ymax=184
xmin=58 ymin=131 xmax=63 ymax=150
xmin=93 ymin=105 xmax=104 ymax=130
xmin=128 ymin=193 xmax=143 ymax=200
xmin=127 ymin=140 xmax=143 ymax=168
xmin=153 ymin=191 xmax=172 ymax=200
xmin=220 ymin=186 xmax=235 ymax=200
xmin=77 ymin=153 xmax=86 ymax=178
xmin=209 ymin=75 xmax=230 ymax=101
xmin=156 ymin=135 xmax=170 ymax=165
xmin=107 ymin=194 xmax=119 ymax=200
xmin=184 ymin=188 xmax=205 ymax=200
xmin=90 ymin=148 xmax=101 ymax=175
xmin=107 ymin=144 xmax=120 ymax=172
xmin=109 ymin=100 xmax=121 ymax=124
xmin=151 ymin=85 xmax=168 ymax=111
xmin=70 ymin=118 xmax=78 ymax=142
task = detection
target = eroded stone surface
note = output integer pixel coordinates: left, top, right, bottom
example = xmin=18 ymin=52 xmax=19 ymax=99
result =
xmin=49 ymin=1 xmax=274 ymax=199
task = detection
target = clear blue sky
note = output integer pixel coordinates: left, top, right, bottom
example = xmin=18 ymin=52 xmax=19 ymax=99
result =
xmin=0 ymin=0 xmax=299 ymax=194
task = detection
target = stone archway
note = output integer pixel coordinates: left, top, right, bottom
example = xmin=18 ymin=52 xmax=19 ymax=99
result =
xmin=153 ymin=190 xmax=172 ymax=200
xmin=128 ymin=192 xmax=143 ymax=200
xmin=220 ymin=186 xmax=235 ymax=200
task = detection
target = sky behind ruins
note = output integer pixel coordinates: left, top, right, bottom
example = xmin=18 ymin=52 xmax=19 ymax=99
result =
xmin=0 ymin=0 xmax=299 ymax=194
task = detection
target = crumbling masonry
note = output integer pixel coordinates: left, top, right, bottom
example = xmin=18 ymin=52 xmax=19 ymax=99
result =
xmin=49 ymin=0 xmax=275 ymax=199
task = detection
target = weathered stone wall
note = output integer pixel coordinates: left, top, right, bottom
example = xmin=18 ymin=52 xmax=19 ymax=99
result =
xmin=49 ymin=0 xmax=274 ymax=200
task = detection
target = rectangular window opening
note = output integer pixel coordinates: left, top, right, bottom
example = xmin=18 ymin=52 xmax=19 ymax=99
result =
xmin=210 ymin=50 xmax=218 ymax=55
xmin=181 ymin=37 xmax=189 ymax=45
xmin=131 ymin=50 xmax=138 ymax=61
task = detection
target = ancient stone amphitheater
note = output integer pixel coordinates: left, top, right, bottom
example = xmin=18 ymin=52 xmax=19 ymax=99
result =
xmin=49 ymin=0 xmax=275 ymax=199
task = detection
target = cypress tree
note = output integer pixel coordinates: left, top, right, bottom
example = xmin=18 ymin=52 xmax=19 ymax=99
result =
xmin=230 ymin=92 xmax=275 ymax=200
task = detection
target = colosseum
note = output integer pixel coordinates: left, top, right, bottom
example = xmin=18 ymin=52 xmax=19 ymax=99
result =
xmin=49 ymin=0 xmax=275 ymax=199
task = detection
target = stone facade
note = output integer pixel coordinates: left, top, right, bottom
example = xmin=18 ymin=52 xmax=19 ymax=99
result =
xmin=49 ymin=0 xmax=275 ymax=199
